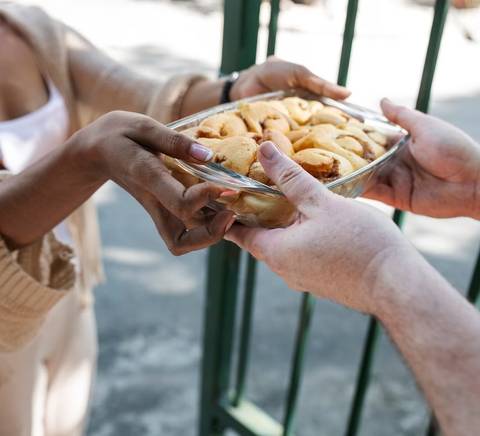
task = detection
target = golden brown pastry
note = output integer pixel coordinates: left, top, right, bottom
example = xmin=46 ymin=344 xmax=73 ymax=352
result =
xmin=286 ymin=128 xmax=311 ymax=143
xmin=293 ymin=149 xmax=354 ymax=180
xmin=197 ymin=136 xmax=258 ymax=175
xmin=337 ymin=125 xmax=386 ymax=159
xmin=239 ymin=101 xmax=291 ymax=135
xmin=310 ymin=107 xmax=349 ymax=126
xmin=229 ymin=193 xmax=297 ymax=228
xmin=282 ymin=97 xmax=312 ymax=124
xmin=367 ymin=130 xmax=388 ymax=147
xmin=262 ymin=129 xmax=294 ymax=157
xmin=247 ymin=161 xmax=270 ymax=185
xmin=335 ymin=136 xmax=365 ymax=157
xmin=197 ymin=112 xmax=248 ymax=138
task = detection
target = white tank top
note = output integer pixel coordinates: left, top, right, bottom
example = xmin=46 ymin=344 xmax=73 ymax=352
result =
xmin=0 ymin=80 xmax=71 ymax=244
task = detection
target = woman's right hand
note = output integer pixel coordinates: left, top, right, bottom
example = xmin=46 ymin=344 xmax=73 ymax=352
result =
xmin=69 ymin=111 xmax=235 ymax=255
xmin=365 ymin=99 xmax=480 ymax=219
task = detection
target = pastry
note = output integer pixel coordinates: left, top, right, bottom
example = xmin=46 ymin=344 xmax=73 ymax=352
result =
xmin=197 ymin=136 xmax=257 ymax=175
xmin=197 ymin=112 xmax=248 ymax=138
xmin=293 ymin=148 xmax=354 ymax=180
xmin=282 ymin=97 xmax=312 ymax=124
xmin=239 ymin=101 xmax=292 ymax=135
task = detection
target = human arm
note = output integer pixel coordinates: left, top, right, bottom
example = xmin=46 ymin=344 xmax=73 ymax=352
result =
xmin=226 ymin=141 xmax=480 ymax=435
xmin=0 ymin=111 xmax=233 ymax=253
xmin=365 ymin=99 xmax=480 ymax=219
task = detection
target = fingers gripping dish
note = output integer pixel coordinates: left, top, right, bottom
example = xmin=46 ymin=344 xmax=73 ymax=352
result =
xmin=168 ymin=96 xmax=394 ymax=227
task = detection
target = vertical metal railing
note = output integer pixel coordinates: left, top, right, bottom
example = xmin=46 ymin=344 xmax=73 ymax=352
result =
xmin=199 ymin=1 xmax=478 ymax=435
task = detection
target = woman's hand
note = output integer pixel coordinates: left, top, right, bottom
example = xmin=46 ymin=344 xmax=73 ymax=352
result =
xmin=230 ymin=56 xmax=350 ymax=101
xmin=69 ymin=111 xmax=235 ymax=255
xmin=225 ymin=141 xmax=412 ymax=315
xmin=365 ymin=99 xmax=480 ymax=219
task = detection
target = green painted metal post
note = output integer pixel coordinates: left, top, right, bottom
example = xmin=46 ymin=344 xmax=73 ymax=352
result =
xmin=200 ymin=1 xmax=262 ymax=435
xmin=200 ymin=242 xmax=242 ymax=436
xmin=221 ymin=0 xmax=262 ymax=75
xmin=233 ymin=253 xmax=258 ymax=406
xmin=267 ymin=0 xmax=281 ymax=57
xmin=467 ymin=248 xmax=480 ymax=304
xmin=337 ymin=0 xmax=359 ymax=87
xmin=232 ymin=0 xmax=282 ymax=408
xmin=416 ymin=0 xmax=449 ymax=113
xmin=283 ymin=293 xmax=316 ymax=436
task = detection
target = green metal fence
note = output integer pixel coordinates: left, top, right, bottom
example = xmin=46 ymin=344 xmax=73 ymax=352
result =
xmin=199 ymin=1 xmax=480 ymax=435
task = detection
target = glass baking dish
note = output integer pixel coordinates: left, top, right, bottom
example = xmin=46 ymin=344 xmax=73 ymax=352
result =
xmin=166 ymin=90 xmax=409 ymax=228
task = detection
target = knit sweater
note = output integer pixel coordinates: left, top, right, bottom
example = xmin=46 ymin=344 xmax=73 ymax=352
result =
xmin=0 ymin=1 xmax=206 ymax=351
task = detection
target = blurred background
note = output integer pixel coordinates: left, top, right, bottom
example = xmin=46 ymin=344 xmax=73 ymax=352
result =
xmin=18 ymin=0 xmax=480 ymax=435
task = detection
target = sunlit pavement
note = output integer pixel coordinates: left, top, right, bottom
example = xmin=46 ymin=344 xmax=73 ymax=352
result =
xmin=18 ymin=1 xmax=480 ymax=435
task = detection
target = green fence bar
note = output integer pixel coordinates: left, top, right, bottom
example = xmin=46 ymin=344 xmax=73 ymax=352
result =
xmin=233 ymin=253 xmax=258 ymax=407
xmin=200 ymin=242 xmax=242 ymax=435
xmin=283 ymin=293 xmax=316 ymax=435
xmin=201 ymin=1 xmax=262 ymax=434
xmin=467 ymin=248 xmax=480 ymax=304
xmin=344 ymin=318 xmax=380 ymax=436
xmin=337 ymin=0 xmax=359 ymax=86
xmin=416 ymin=0 xmax=449 ymax=113
xmin=221 ymin=0 xmax=262 ymax=75
xmin=267 ymin=0 xmax=281 ymax=57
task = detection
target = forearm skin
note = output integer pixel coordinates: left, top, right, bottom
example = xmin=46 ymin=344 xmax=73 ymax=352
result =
xmin=180 ymin=79 xmax=224 ymax=118
xmin=0 ymin=139 xmax=104 ymax=249
xmin=372 ymin=250 xmax=480 ymax=436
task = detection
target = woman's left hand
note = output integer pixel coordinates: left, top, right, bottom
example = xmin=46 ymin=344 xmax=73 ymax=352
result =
xmin=230 ymin=56 xmax=350 ymax=101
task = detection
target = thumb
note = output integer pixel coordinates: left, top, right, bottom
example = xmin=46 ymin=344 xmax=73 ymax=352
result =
xmin=257 ymin=141 xmax=329 ymax=211
xmin=126 ymin=114 xmax=214 ymax=163
xmin=380 ymin=98 xmax=425 ymax=135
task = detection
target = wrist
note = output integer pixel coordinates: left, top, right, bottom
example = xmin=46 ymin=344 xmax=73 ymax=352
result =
xmin=221 ymin=71 xmax=241 ymax=103
xmin=362 ymin=244 xmax=427 ymax=319
xmin=180 ymin=79 xmax=222 ymax=117
xmin=64 ymin=133 xmax=108 ymax=188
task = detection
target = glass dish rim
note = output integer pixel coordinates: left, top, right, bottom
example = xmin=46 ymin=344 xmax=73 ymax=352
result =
xmin=166 ymin=90 xmax=410 ymax=195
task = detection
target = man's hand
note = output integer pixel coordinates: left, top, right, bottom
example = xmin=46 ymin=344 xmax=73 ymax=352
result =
xmin=365 ymin=99 xmax=480 ymax=219
xmin=230 ymin=56 xmax=350 ymax=101
xmin=225 ymin=141 xmax=412 ymax=314
xmin=69 ymin=111 xmax=235 ymax=255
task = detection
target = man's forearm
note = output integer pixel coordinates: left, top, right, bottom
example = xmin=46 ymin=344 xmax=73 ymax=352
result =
xmin=373 ymin=251 xmax=480 ymax=435
xmin=0 ymin=140 xmax=104 ymax=249
xmin=180 ymin=78 xmax=224 ymax=118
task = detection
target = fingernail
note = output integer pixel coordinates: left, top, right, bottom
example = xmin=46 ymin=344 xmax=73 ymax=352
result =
xmin=260 ymin=141 xmax=279 ymax=160
xmin=224 ymin=215 xmax=236 ymax=232
xmin=220 ymin=190 xmax=238 ymax=197
xmin=189 ymin=143 xmax=214 ymax=161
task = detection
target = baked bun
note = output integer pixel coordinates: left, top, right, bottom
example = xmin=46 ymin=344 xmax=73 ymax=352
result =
xmin=293 ymin=148 xmax=353 ymax=180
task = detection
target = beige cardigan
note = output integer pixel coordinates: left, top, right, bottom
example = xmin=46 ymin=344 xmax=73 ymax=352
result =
xmin=0 ymin=2 xmax=206 ymax=351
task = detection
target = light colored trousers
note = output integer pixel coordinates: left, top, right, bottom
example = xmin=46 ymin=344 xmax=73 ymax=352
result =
xmin=0 ymin=291 xmax=97 ymax=436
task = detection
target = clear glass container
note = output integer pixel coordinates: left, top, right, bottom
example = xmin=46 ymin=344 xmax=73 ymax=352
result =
xmin=166 ymin=90 xmax=409 ymax=228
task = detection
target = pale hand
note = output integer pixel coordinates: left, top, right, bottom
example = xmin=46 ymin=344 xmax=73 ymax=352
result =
xmin=365 ymin=99 xmax=480 ymax=219
xmin=225 ymin=141 xmax=413 ymax=314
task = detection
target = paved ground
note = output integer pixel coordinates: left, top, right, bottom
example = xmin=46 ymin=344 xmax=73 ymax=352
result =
xmin=18 ymin=0 xmax=480 ymax=435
